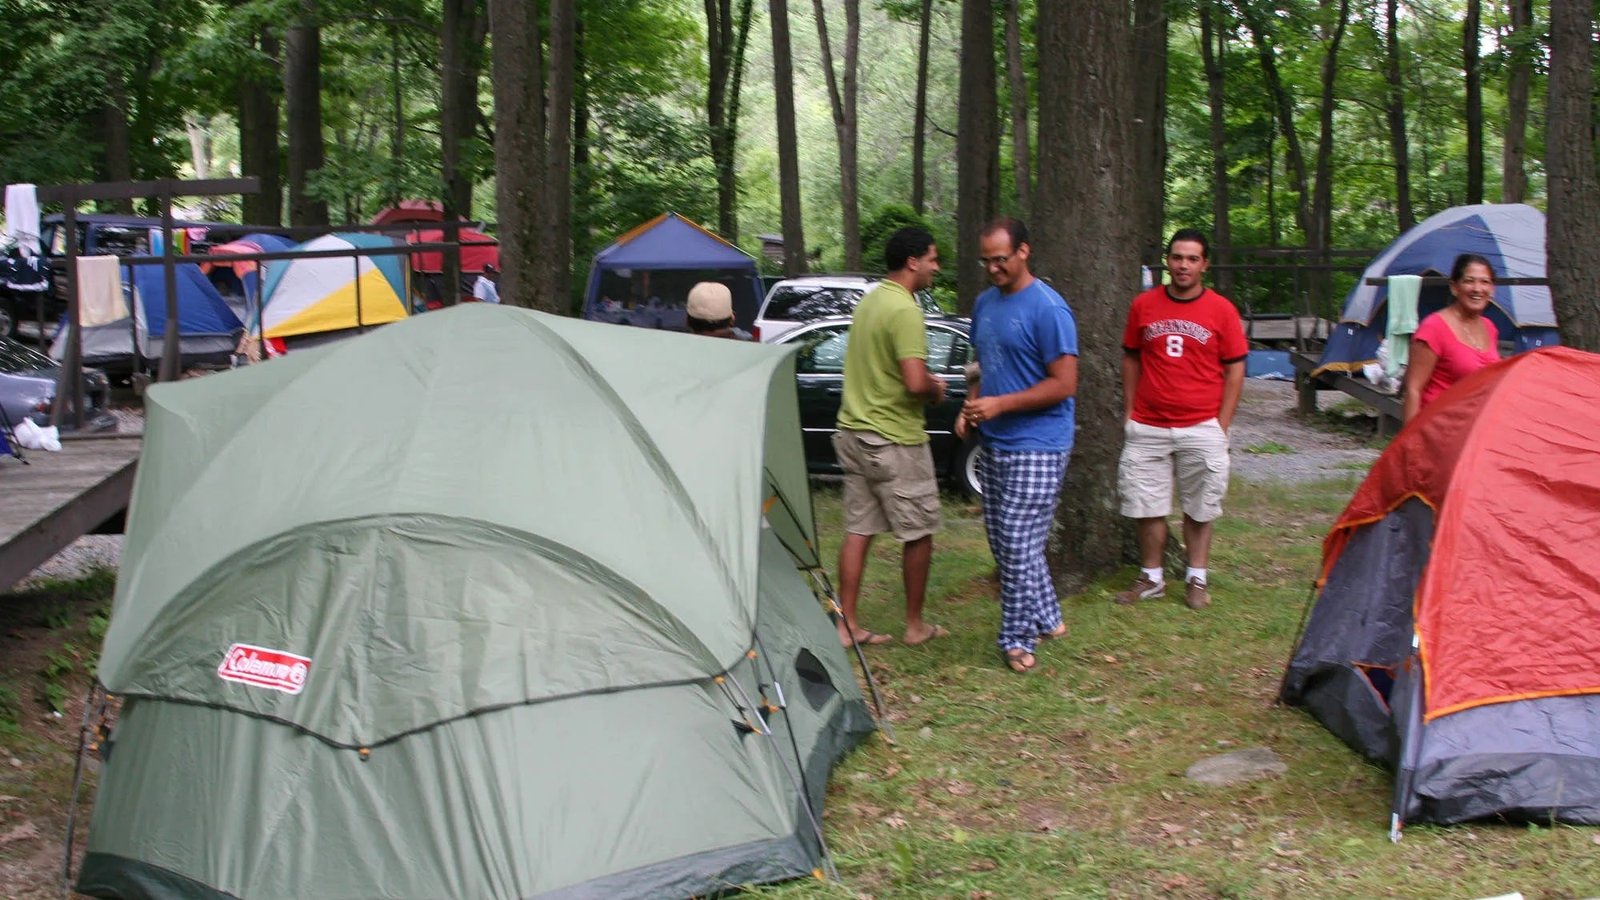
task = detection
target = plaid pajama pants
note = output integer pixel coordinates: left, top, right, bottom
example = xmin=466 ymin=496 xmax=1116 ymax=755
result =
xmin=980 ymin=448 xmax=1072 ymax=653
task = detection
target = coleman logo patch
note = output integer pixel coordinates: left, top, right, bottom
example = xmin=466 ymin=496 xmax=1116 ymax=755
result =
xmin=217 ymin=643 xmax=311 ymax=695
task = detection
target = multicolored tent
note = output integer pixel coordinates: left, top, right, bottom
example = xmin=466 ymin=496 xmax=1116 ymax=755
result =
xmin=1282 ymin=347 xmax=1600 ymax=832
xmin=78 ymin=306 xmax=872 ymax=898
xmin=257 ymin=233 xmax=408 ymax=339
xmin=1315 ymin=203 xmax=1559 ymax=376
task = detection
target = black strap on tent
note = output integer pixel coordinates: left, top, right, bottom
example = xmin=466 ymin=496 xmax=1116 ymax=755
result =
xmin=61 ymin=682 xmax=108 ymax=894
xmin=722 ymin=670 xmax=840 ymax=882
xmin=804 ymin=566 xmax=896 ymax=746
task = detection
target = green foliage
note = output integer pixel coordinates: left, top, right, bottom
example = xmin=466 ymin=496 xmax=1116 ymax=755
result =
xmin=1244 ymin=440 xmax=1295 ymax=455
xmin=860 ymin=203 xmax=932 ymax=269
xmin=0 ymin=684 xmax=21 ymax=739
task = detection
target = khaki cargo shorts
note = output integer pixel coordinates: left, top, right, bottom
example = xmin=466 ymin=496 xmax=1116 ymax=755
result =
xmin=1117 ymin=417 xmax=1230 ymax=522
xmin=832 ymin=429 xmax=941 ymax=542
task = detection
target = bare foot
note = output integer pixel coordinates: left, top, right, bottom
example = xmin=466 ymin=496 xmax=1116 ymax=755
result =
xmin=838 ymin=627 xmax=894 ymax=648
xmin=903 ymin=623 xmax=949 ymax=646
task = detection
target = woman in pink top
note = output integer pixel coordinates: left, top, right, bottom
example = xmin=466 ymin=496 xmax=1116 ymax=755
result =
xmin=1402 ymin=253 xmax=1501 ymax=421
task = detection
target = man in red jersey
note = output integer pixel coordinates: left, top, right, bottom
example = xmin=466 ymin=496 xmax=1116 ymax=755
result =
xmin=1115 ymin=229 xmax=1247 ymax=610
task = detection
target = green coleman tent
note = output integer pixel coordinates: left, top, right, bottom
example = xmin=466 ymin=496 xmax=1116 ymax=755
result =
xmin=78 ymin=305 xmax=874 ymax=899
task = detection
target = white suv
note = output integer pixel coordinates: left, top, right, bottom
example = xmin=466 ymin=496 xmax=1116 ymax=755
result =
xmin=752 ymin=274 xmax=945 ymax=343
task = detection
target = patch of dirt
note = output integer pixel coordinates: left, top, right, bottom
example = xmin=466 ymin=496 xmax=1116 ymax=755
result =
xmin=1230 ymin=380 xmax=1379 ymax=483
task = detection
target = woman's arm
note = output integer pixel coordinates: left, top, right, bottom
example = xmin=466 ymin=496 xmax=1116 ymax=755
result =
xmin=1402 ymin=337 xmax=1438 ymax=422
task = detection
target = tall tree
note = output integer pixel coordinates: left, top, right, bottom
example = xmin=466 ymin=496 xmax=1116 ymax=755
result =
xmin=237 ymin=14 xmax=282 ymax=226
xmin=1463 ymin=0 xmax=1483 ymax=204
xmin=285 ymin=0 xmax=329 ymax=226
xmin=1200 ymin=1 xmax=1233 ymax=296
xmin=1546 ymin=0 xmax=1600 ymax=350
xmin=706 ymin=0 xmax=756 ymax=240
xmin=813 ymin=0 xmax=862 ymax=270
xmin=1501 ymin=0 xmax=1534 ymax=203
xmin=957 ymin=0 xmax=999 ymax=309
xmin=490 ymin=0 xmax=546 ymax=309
xmin=441 ymin=0 xmax=488 ymax=219
xmin=546 ymin=0 xmax=577 ymax=310
xmin=1237 ymin=2 xmax=1311 ymax=240
xmin=1037 ymin=0 xmax=1137 ymax=587
xmin=1003 ymin=0 xmax=1031 ymax=216
xmin=912 ymin=0 xmax=934 ymax=215
xmin=1382 ymin=0 xmax=1415 ymax=231
xmin=770 ymin=0 xmax=808 ymax=274
xmin=1309 ymin=0 xmax=1351 ymax=260
xmin=1131 ymin=0 xmax=1167 ymax=255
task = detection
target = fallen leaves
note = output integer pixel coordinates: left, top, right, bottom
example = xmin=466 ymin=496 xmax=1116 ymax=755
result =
xmin=0 ymin=822 xmax=40 ymax=847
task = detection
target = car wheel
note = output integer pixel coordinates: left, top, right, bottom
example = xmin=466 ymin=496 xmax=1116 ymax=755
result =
xmin=953 ymin=438 xmax=983 ymax=497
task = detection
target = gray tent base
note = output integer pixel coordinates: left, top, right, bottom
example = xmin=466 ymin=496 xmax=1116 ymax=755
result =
xmin=1283 ymin=499 xmax=1600 ymax=826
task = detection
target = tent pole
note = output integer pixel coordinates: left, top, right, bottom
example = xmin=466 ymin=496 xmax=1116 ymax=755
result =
xmin=1389 ymin=634 xmax=1425 ymax=842
xmin=807 ymin=567 xmax=895 ymax=745
xmin=724 ymin=673 xmax=841 ymax=882
xmin=61 ymin=682 xmax=106 ymax=892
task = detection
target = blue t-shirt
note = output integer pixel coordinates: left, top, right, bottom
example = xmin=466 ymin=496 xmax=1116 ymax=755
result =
xmin=969 ymin=279 xmax=1079 ymax=452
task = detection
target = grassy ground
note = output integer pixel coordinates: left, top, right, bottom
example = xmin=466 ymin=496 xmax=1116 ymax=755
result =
xmin=2 ymin=480 xmax=1596 ymax=897
xmin=765 ymin=480 xmax=1600 ymax=899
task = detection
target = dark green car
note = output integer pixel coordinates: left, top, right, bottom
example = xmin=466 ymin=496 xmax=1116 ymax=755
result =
xmin=780 ymin=316 xmax=983 ymax=495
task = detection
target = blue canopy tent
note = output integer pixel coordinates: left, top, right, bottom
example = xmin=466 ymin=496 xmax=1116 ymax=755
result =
xmin=1315 ymin=204 xmax=1559 ymax=376
xmin=582 ymin=213 xmax=764 ymax=331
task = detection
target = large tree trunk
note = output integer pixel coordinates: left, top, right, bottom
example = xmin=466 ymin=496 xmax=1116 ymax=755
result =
xmin=1546 ymin=0 xmax=1600 ymax=350
xmin=1131 ymin=0 xmax=1167 ymax=257
xmin=707 ymin=0 xmax=756 ymax=241
xmin=99 ymin=71 xmax=134 ymax=212
xmin=1200 ymin=1 xmax=1233 ymax=297
xmin=1307 ymin=0 xmax=1351 ymax=316
xmin=813 ymin=0 xmax=861 ymax=270
xmin=285 ymin=1 xmax=328 ymax=227
xmin=545 ymin=0 xmax=576 ymax=312
xmin=1463 ymin=0 xmax=1483 ymax=204
xmin=490 ymin=0 xmax=547 ymax=309
xmin=911 ymin=0 xmax=933 ymax=215
xmin=442 ymin=0 xmax=487 ymax=219
xmin=956 ymin=0 xmax=999 ymax=311
xmin=238 ymin=21 xmax=282 ymax=226
xmin=1502 ymin=0 xmax=1533 ymax=204
xmin=1037 ymin=0 xmax=1137 ymax=587
xmin=1383 ymin=0 xmax=1414 ymax=231
xmin=1003 ymin=0 xmax=1031 ymax=217
xmin=770 ymin=0 xmax=808 ymax=275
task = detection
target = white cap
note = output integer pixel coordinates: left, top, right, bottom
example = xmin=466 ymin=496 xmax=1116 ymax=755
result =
xmin=686 ymin=282 xmax=734 ymax=321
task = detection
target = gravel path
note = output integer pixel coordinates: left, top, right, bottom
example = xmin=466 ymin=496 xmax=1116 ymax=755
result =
xmin=16 ymin=380 xmax=1377 ymax=586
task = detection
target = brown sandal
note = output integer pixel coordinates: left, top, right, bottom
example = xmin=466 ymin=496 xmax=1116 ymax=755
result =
xmin=1003 ymin=648 xmax=1037 ymax=674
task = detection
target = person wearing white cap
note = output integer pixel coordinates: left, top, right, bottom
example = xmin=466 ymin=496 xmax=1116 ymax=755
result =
xmin=685 ymin=281 xmax=751 ymax=340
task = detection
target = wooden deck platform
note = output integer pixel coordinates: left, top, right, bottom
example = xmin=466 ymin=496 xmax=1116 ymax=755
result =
xmin=1291 ymin=351 xmax=1403 ymax=437
xmin=0 ymin=436 xmax=140 ymax=591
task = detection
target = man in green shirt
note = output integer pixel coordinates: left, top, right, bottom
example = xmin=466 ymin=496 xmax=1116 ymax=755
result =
xmin=833 ymin=226 xmax=948 ymax=647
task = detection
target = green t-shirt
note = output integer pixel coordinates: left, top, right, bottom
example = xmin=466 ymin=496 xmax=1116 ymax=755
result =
xmin=836 ymin=281 xmax=930 ymax=445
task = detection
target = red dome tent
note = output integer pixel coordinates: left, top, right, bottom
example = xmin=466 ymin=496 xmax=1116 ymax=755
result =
xmin=1282 ymin=347 xmax=1600 ymax=834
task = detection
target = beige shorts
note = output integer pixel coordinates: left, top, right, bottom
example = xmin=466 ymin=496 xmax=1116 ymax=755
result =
xmin=833 ymin=429 xmax=941 ymax=541
xmin=1118 ymin=417 xmax=1230 ymax=522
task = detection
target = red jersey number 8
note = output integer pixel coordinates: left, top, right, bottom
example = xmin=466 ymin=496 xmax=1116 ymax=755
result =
xmin=1165 ymin=334 xmax=1184 ymax=358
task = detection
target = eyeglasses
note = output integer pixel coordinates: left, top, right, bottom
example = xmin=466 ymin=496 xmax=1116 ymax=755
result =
xmin=977 ymin=255 xmax=1012 ymax=268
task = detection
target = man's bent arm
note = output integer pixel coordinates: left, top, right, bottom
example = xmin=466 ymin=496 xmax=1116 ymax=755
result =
xmin=1218 ymin=360 xmax=1245 ymax=432
xmin=898 ymin=357 xmax=946 ymax=402
xmin=983 ymin=354 xmax=1077 ymax=415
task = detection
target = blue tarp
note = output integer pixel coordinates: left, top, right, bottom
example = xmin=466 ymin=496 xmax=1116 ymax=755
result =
xmin=1317 ymin=204 xmax=1559 ymax=375
xmin=581 ymin=213 xmax=764 ymax=329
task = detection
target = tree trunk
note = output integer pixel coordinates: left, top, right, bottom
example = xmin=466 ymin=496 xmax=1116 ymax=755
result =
xmin=771 ymin=0 xmax=808 ymax=274
xmin=100 ymin=70 xmax=134 ymax=212
xmin=1003 ymin=0 xmax=1031 ymax=217
xmin=1308 ymin=0 xmax=1350 ymax=316
xmin=545 ymin=0 xmax=576 ymax=313
xmin=1463 ymin=0 xmax=1483 ymax=204
xmin=285 ymin=1 xmax=328 ymax=227
xmin=911 ymin=0 xmax=933 ymax=215
xmin=957 ymin=0 xmax=999 ymax=311
xmin=1037 ymin=0 xmax=1137 ymax=587
xmin=1546 ymin=0 xmax=1600 ymax=350
xmin=1239 ymin=3 xmax=1309 ymax=239
xmin=707 ymin=0 xmax=756 ymax=241
xmin=442 ymin=0 xmax=487 ymax=219
xmin=1502 ymin=0 xmax=1533 ymax=203
xmin=1384 ymin=0 xmax=1414 ymax=231
xmin=238 ymin=21 xmax=282 ymax=227
xmin=812 ymin=0 xmax=861 ymax=270
xmin=1200 ymin=1 xmax=1233 ymax=297
xmin=490 ymin=0 xmax=547 ymax=309
xmin=1131 ymin=0 xmax=1167 ymax=257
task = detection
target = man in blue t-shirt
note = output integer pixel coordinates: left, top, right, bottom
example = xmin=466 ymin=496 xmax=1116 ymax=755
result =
xmin=957 ymin=218 xmax=1079 ymax=675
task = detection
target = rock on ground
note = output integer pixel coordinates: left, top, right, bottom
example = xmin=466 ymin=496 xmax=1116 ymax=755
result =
xmin=1185 ymin=746 xmax=1289 ymax=786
